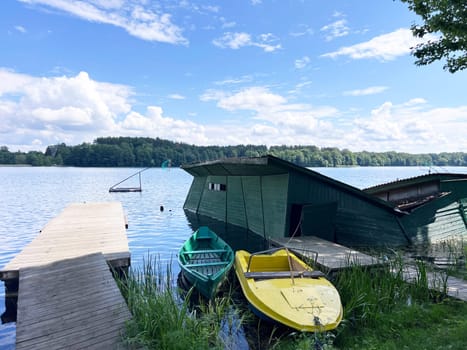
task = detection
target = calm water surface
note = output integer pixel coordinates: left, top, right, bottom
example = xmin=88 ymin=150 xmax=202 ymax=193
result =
xmin=1 ymin=165 xmax=466 ymax=348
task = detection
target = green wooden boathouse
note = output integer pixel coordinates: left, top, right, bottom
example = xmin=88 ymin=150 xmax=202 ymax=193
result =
xmin=182 ymin=155 xmax=467 ymax=247
xmin=364 ymin=173 xmax=467 ymax=245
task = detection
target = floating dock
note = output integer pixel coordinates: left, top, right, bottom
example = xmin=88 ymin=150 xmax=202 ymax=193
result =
xmin=270 ymin=235 xmax=467 ymax=302
xmin=0 ymin=201 xmax=132 ymax=349
xmin=269 ymin=235 xmax=383 ymax=272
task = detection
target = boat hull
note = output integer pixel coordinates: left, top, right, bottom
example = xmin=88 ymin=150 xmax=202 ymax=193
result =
xmin=178 ymin=226 xmax=234 ymax=299
xmin=235 ymin=248 xmax=343 ymax=332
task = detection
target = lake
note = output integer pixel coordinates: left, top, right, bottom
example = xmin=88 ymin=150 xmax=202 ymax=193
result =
xmin=1 ymin=165 xmax=466 ymax=348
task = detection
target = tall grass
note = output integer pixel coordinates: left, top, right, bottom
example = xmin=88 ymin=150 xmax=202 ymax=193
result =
xmin=332 ymin=251 xmax=454 ymax=348
xmin=117 ymin=255 xmax=242 ymax=350
xmin=116 ymin=251 xmax=465 ymax=350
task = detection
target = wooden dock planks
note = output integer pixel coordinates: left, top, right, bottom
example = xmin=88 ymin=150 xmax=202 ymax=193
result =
xmin=0 ymin=201 xmax=133 ymax=349
xmin=270 ymin=236 xmax=467 ymax=302
xmin=402 ymin=266 xmax=467 ymax=302
xmin=0 ymin=202 xmax=130 ymax=281
xmin=16 ymin=253 xmax=131 ymax=350
xmin=269 ymin=235 xmax=383 ymax=272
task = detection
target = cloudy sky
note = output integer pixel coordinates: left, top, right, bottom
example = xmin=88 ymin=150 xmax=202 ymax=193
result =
xmin=1 ymin=0 xmax=466 ymax=153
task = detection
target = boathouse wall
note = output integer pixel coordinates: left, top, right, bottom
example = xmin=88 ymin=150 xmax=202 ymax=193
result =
xmin=399 ymin=179 xmax=467 ymax=244
xmin=287 ymin=171 xmax=409 ymax=246
xmin=183 ymin=156 xmax=466 ymax=247
xmin=184 ymin=173 xmax=289 ymax=239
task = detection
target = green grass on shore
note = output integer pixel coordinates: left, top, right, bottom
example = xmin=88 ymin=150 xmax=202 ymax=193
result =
xmin=117 ymin=252 xmax=467 ymax=350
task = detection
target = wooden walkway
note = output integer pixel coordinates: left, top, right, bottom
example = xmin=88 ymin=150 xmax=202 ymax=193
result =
xmin=402 ymin=266 xmax=467 ymax=302
xmin=0 ymin=201 xmax=130 ymax=281
xmin=270 ymin=236 xmax=467 ymax=302
xmin=0 ymin=201 xmax=132 ymax=349
xmin=16 ymin=253 xmax=131 ymax=349
xmin=269 ymin=235 xmax=383 ymax=272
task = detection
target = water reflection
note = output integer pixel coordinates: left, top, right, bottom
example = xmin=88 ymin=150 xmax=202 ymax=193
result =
xmin=183 ymin=210 xmax=269 ymax=253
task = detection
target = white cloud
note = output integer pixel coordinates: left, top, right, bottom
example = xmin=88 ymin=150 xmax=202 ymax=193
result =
xmin=15 ymin=25 xmax=27 ymax=33
xmin=214 ymin=75 xmax=253 ymax=85
xmin=321 ymin=19 xmax=349 ymax=41
xmin=295 ymin=56 xmax=310 ymax=69
xmin=322 ymin=28 xmax=436 ymax=61
xmin=2 ymin=70 xmax=465 ymax=154
xmin=168 ymin=94 xmax=185 ymax=100
xmin=199 ymin=89 xmax=228 ymax=102
xmin=344 ymin=86 xmax=388 ymax=96
xmin=120 ymin=106 xmax=207 ymax=143
xmin=213 ymin=32 xmax=281 ymax=52
xmin=219 ymin=17 xmax=236 ymax=29
xmin=213 ymin=32 xmax=251 ymax=49
xmin=200 ymin=86 xmax=339 ymax=144
xmin=215 ymin=87 xmax=287 ymax=111
xmin=18 ymin=0 xmax=187 ymax=44
xmin=348 ymin=100 xmax=467 ymax=152
xmin=290 ymin=24 xmax=314 ymax=37
xmin=0 ymin=69 xmax=131 ymax=148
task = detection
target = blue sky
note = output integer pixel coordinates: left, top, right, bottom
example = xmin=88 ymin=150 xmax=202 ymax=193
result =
xmin=1 ymin=0 xmax=466 ymax=153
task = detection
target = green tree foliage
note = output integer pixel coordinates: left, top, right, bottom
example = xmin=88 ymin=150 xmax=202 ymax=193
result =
xmin=400 ymin=0 xmax=467 ymax=73
xmin=1 ymin=137 xmax=467 ymax=167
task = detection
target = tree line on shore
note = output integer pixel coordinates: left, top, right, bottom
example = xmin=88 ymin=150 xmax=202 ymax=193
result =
xmin=1 ymin=137 xmax=466 ymax=167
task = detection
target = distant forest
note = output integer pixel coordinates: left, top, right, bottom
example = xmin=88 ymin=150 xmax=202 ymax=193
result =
xmin=1 ymin=136 xmax=466 ymax=167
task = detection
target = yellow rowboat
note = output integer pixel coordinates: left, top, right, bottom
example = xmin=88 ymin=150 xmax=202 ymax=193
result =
xmin=234 ymin=248 xmax=343 ymax=332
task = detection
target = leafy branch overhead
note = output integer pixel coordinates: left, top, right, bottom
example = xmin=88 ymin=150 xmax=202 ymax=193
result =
xmin=400 ymin=0 xmax=467 ymax=73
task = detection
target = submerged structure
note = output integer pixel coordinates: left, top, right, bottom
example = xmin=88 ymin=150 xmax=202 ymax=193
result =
xmin=181 ymin=155 xmax=467 ymax=247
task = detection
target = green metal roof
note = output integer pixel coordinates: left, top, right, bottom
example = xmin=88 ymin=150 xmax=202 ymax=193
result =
xmin=181 ymin=155 xmax=398 ymax=213
xmin=364 ymin=173 xmax=467 ymax=194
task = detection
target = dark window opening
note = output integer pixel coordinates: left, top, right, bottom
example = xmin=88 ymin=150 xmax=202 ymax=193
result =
xmin=208 ymin=182 xmax=227 ymax=192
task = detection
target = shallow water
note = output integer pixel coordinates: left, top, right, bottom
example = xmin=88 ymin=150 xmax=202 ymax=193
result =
xmin=1 ymin=165 xmax=466 ymax=348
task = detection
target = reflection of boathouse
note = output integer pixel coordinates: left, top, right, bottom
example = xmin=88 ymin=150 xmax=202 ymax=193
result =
xmin=182 ymin=155 xmax=467 ymax=247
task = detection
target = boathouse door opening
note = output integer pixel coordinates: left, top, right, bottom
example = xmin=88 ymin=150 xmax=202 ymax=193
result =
xmin=289 ymin=204 xmax=304 ymax=237
xmin=300 ymin=202 xmax=338 ymax=242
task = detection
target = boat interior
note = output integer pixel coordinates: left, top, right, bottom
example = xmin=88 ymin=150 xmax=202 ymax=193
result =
xmin=241 ymin=249 xmax=326 ymax=280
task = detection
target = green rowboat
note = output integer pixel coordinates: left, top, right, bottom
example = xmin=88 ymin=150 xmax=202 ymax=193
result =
xmin=178 ymin=226 xmax=234 ymax=299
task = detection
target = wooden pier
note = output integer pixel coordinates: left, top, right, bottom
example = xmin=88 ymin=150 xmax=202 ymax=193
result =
xmin=269 ymin=235 xmax=383 ymax=272
xmin=0 ymin=201 xmax=132 ymax=349
xmin=402 ymin=266 xmax=467 ymax=302
xmin=270 ymin=235 xmax=467 ymax=302
xmin=16 ymin=253 xmax=131 ymax=349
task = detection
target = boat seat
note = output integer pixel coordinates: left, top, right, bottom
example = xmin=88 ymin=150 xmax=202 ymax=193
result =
xmin=182 ymin=249 xmax=227 ymax=255
xmin=185 ymin=261 xmax=230 ymax=268
xmin=244 ymin=270 xmax=326 ymax=279
xmin=195 ymin=226 xmax=213 ymax=240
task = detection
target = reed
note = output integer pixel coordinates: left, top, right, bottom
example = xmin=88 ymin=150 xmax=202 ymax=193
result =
xmin=117 ymin=255 xmax=241 ymax=350
xmin=117 ymin=251 xmax=466 ymax=350
xmin=330 ymin=251 xmax=467 ymax=349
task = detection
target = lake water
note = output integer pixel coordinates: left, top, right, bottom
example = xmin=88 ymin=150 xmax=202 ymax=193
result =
xmin=1 ymin=165 xmax=466 ymax=348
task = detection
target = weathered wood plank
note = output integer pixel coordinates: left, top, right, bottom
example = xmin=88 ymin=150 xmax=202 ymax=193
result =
xmin=16 ymin=253 xmax=131 ymax=350
xmin=0 ymin=202 xmax=132 ymax=348
xmin=269 ymin=235 xmax=383 ymax=271
xmin=401 ymin=266 xmax=467 ymax=302
xmin=0 ymin=201 xmax=130 ymax=281
xmin=270 ymin=236 xmax=467 ymax=302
